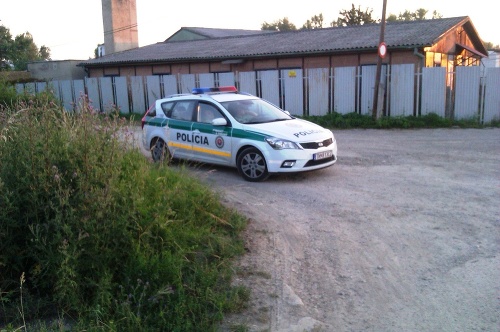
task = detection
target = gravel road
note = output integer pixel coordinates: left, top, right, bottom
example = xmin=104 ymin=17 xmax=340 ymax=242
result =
xmin=137 ymin=127 xmax=500 ymax=332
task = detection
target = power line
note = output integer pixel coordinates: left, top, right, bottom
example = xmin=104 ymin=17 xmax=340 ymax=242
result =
xmin=104 ymin=23 xmax=138 ymax=36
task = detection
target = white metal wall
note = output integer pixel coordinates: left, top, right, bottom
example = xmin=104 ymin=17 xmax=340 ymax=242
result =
xmin=163 ymin=75 xmax=178 ymax=96
xmin=455 ymin=66 xmax=481 ymax=120
xmin=198 ymin=73 xmax=214 ymax=88
xmin=421 ymin=67 xmax=446 ymax=117
xmin=36 ymin=82 xmax=47 ymax=94
xmin=179 ymin=74 xmax=195 ymax=94
xmin=85 ymin=78 xmax=99 ymax=111
xmin=483 ymin=67 xmax=500 ymax=123
xmin=100 ymin=77 xmax=114 ymax=112
xmin=74 ymin=80 xmax=85 ymax=105
xmin=259 ymin=70 xmax=280 ymax=107
xmin=307 ymin=68 xmax=329 ymax=116
xmin=130 ymin=76 xmax=146 ymax=113
xmin=146 ymin=76 xmax=161 ymax=107
xmin=334 ymin=66 xmax=356 ymax=114
xmin=14 ymin=66 xmax=500 ymax=123
xmin=115 ymin=77 xmax=129 ymax=114
xmin=360 ymin=65 xmax=376 ymax=115
xmin=51 ymin=81 xmax=61 ymax=101
xmin=60 ymin=80 xmax=73 ymax=111
xmin=238 ymin=71 xmax=257 ymax=95
xmin=390 ymin=64 xmax=414 ymax=117
xmin=281 ymin=69 xmax=303 ymax=116
xmin=218 ymin=72 xmax=235 ymax=87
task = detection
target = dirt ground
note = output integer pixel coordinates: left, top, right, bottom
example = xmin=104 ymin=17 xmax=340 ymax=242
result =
xmin=138 ymin=127 xmax=500 ymax=332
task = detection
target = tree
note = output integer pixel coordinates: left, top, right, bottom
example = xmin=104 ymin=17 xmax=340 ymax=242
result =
xmin=332 ymin=4 xmax=378 ymax=27
xmin=262 ymin=6 xmax=444 ymax=29
xmin=302 ymin=14 xmax=324 ymax=30
xmin=483 ymin=41 xmax=500 ymax=49
xmin=386 ymin=14 xmax=398 ymax=22
xmin=261 ymin=17 xmax=297 ymax=31
xmin=0 ymin=25 xmax=50 ymax=71
xmin=431 ymin=10 xmax=443 ymax=19
xmin=39 ymin=45 xmax=50 ymax=60
xmin=387 ymin=8 xmax=443 ymax=21
xmin=399 ymin=10 xmax=420 ymax=21
xmin=0 ymin=25 xmax=13 ymax=70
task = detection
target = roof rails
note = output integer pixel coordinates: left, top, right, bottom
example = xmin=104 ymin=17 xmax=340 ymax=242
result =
xmin=192 ymin=86 xmax=238 ymax=94
xmin=165 ymin=93 xmax=192 ymax=98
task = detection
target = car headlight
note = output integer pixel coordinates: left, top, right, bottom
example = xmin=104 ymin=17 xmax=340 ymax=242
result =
xmin=265 ymin=137 xmax=300 ymax=150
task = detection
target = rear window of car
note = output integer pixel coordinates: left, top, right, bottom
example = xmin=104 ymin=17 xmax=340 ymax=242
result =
xmin=167 ymin=101 xmax=197 ymax=121
xmin=160 ymin=101 xmax=174 ymax=116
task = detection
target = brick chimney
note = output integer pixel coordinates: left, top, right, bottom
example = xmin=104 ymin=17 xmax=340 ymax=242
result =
xmin=101 ymin=0 xmax=139 ymax=55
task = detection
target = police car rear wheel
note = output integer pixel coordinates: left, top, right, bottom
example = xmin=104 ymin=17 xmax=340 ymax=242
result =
xmin=151 ymin=138 xmax=169 ymax=162
xmin=237 ymin=147 xmax=269 ymax=182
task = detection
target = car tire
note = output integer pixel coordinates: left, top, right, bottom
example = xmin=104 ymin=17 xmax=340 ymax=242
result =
xmin=237 ymin=147 xmax=270 ymax=182
xmin=151 ymin=138 xmax=169 ymax=163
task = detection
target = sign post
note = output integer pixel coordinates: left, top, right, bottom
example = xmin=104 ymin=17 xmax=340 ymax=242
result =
xmin=372 ymin=0 xmax=387 ymax=120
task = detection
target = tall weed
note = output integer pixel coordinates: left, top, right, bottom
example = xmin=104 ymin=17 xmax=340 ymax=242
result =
xmin=0 ymin=98 xmax=247 ymax=330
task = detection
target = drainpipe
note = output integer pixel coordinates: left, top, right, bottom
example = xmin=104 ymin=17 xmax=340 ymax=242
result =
xmin=413 ymin=47 xmax=426 ymax=72
xmin=413 ymin=48 xmax=425 ymax=117
xmin=413 ymin=48 xmax=424 ymax=58
xmin=413 ymin=48 xmax=425 ymax=61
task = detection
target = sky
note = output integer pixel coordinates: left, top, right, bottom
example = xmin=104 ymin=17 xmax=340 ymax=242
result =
xmin=2 ymin=0 xmax=499 ymax=60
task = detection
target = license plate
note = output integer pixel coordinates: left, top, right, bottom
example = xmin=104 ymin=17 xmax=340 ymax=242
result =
xmin=313 ymin=150 xmax=333 ymax=160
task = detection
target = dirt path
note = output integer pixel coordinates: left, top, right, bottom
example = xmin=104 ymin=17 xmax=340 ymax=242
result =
xmin=137 ymin=127 xmax=500 ymax=331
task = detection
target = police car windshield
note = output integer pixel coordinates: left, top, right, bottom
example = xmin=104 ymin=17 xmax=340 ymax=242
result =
xmin=221 ymin=99 xmax=292 ymax=124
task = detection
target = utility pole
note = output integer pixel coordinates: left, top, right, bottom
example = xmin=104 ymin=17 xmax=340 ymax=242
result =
xmin=372 ymin=0 xmax=388 ymax=120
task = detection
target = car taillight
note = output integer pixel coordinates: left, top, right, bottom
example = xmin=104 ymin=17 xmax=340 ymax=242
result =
xmin=141 ymin=105 xmax=153 ymax=129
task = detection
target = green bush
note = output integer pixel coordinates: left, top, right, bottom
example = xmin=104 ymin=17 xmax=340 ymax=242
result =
xmin=0 ymin=79 xmax=18 ymax=107
xmin=0 ymin=79 xmax=60 ymax=109
xmin=0 ymin=98 xmax=247 ymax=330
xmin=301 ymin=111 xmax=498 ymax=129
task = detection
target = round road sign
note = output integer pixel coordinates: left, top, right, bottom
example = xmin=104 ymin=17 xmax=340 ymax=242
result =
xmin=378 ymin=42 xmax=387 ymax=58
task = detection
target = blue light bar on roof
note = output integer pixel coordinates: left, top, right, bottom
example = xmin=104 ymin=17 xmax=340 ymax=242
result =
xmin=192 ymin=86 xmax=237 ymax=94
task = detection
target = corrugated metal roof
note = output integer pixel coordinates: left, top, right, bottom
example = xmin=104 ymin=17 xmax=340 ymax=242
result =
xmin=80 ymin=16 xmax=478 ymax=67
xmin=170 ymin=27 xmax=275 ymax=39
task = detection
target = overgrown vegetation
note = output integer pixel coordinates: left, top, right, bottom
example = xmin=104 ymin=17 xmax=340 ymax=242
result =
xmin=301 ymin=111 xmax=499 ymax=129
xmin=0 ymin=94 xmax=248 ymax=331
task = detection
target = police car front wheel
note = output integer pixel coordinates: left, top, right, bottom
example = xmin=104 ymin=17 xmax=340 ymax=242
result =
xmin=237 ymin=147 xmax=269 ymax=182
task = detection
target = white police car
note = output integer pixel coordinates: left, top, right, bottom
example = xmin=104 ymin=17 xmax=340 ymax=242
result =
xmin=142 ymin=86 xmax=337 ymax=182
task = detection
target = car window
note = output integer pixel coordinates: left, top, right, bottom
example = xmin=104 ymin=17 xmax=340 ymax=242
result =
xmin=197 ymin=102 xmax=222 ymax=123
xmin=170 ymin=101 xmax=195 ymax=121
xmin=160 ymin=101 xmax=174 ymax=116
xmin=222 ymin=98 xmax=291 ymax=124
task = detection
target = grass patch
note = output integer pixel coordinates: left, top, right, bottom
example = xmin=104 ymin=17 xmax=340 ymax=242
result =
xmin=301 ymin=111 xmax=499 ymax=129
xmin=0 ymin=98 xmax=248 ymax=331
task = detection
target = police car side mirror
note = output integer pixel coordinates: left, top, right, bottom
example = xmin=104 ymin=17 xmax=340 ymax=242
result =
xmin=283 ymin=110 xmax=291 ymax=115
xmin=212 ymin=118 xmax=227 ymax=126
